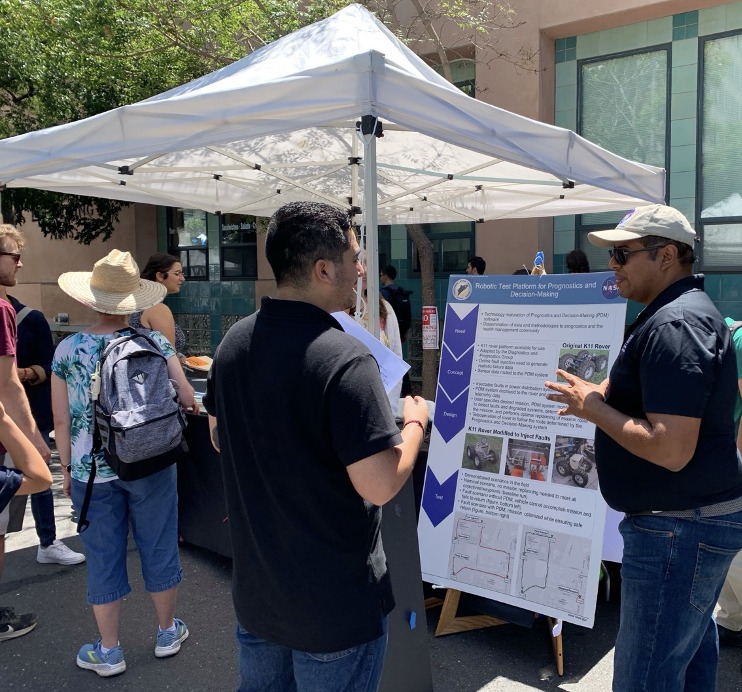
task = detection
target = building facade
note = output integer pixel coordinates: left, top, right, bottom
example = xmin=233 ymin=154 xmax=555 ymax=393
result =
xmin=13 ymin=0 xmax=742 ymax=377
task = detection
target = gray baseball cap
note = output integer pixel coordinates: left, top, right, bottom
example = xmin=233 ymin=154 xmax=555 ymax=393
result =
xmin=588 ymin=204 xmax=698 ymax=247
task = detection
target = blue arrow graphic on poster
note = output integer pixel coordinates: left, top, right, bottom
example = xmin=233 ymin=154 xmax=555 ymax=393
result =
xmin=443 ymin=304 xmax=479 ymax=358
xmin=422 ymin=468 xmax=459 ymax=527
xmin=434 ymin=304 xmax=478 ymax=443
xmin=438 ymin=346 xmax=475 ymax=400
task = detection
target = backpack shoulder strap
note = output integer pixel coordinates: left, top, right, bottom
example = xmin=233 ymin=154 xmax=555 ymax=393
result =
xmin=15 ymin=306 xmax=32 ymax=328
xmin=99 ymin=329 xmax=164 ymax=364
xmin=730 ymin=321 xmax=742 ymax=336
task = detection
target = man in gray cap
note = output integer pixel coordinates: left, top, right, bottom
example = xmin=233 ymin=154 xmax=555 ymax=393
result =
xmin=545 ymin=204 xmax=742 ymax=692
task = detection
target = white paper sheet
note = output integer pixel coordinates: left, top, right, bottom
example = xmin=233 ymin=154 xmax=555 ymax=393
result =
xmin=332 ymin=311 xmax=410 ymax=394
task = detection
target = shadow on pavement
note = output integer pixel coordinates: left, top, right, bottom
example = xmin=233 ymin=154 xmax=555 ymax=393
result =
xmin=1 ymin=542 xmax=237 ymax=691
xmin=2 ymin=538 xmax=741 ymax=691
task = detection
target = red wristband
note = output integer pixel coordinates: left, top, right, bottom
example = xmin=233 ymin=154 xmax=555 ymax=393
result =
xmin=403 ymin=420 xmax=425 ymax=434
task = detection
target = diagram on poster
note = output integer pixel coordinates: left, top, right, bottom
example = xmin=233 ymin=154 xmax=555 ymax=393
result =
xmin=418 ymin=272 xmax=626 ymax=628
xmin=517 ymin=528 xmax=591 ymax=616
xmin=448 ymin=514 xmax=518 ymax=594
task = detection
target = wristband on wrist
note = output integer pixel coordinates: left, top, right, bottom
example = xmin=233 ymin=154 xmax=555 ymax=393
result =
xmin=403 ymin=419 xmax=425 ymax=434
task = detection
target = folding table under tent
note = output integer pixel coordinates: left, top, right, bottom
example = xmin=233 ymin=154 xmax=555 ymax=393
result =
xmin=0 ymin=3 xmax=665 ymax=336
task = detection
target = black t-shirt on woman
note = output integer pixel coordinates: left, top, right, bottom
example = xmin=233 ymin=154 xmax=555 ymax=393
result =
xmin=204 ymin=297 xmax=402 ymax=653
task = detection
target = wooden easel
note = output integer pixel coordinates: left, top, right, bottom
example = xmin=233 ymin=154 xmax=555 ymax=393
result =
xmin=425 ymin=589 xmax=564 ymax=676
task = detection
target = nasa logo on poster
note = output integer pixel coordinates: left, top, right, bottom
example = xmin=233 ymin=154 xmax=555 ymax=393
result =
xmin=601 ymin=277 xmax=619 ymax=299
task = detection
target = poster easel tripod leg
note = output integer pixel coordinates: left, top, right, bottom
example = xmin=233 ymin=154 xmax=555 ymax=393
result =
xmin=429 ymin=588 xmax=564 ymax=676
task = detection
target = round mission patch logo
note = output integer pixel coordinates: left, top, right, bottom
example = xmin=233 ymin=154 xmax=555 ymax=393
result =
xmin=452 ymin=278 xmax=473 ymax=300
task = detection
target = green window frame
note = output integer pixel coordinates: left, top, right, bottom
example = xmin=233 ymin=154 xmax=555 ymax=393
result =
xmin=575 ymin=46 xmax=671 ymax=266
xmin=406 ymin=222 xmax=476 ymax=277
xmin=432 ymin=59 xmax=475 ymax=97
xmin=220 ymin=214 xmax=258 ymax=280
xmin=166 ymin=208 xmax=209 ymax=280
xmin=696 ymin=29 xmax=742 ymax=272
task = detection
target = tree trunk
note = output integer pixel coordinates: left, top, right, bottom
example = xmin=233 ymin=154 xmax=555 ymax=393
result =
xmin=406 ymin=223 xmax=438 ymax=400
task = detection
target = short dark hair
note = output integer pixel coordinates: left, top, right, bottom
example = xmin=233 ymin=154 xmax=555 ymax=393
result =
xmin=265 ymin=202 xmax=352 ymax=286
xmin=468 ymin=256 xmax=486 ymax=274
xmin=512 ymin=268 xmax=529 ymax=275
xmin=566 ymin=249 xmax=590 ymax=273
xmin=638 ymin=235 xmax=696 ymax=267
xmin=140 ymin=253 xmax=181 ymax=281
xmin=382 ymin=265 xmax=396 ymax=280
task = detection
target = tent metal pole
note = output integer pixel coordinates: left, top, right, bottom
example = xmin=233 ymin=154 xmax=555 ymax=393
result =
xmin=363 ymin=127 xmax=380 ymax=340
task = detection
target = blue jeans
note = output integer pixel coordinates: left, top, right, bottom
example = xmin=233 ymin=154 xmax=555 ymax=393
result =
xmin=70 ymin=465 xmax=182 ymax=605
xmin=614 ymin=510 xmax=742 ymax=692
xmin=31 ymin=430 xmax=55 ymax=547
xmin=235 ymin=618 xmax=388 ymax=692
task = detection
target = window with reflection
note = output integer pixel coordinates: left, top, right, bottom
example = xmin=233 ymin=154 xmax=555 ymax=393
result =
xmin=220 ymin=214 xmax=258 ymax=280
xmin=166 ymin=208 xmax=208 ymax=279
xmin=699 ymin=32 xmax=742 ymax=270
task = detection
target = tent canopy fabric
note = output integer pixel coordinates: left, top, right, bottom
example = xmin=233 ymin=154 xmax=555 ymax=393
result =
xmin=0 ymin=4 xmax=665 ymax=224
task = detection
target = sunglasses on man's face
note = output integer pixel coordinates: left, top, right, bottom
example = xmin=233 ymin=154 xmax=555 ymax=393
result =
xmin=0 ymin=251 xmax=21 ymax=264
xmin=608 ymin=245 xmax=666 ymax=266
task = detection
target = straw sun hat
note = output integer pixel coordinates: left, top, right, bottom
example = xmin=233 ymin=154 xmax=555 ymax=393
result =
xmin=58 ymin=249 xmax=167 ymax=315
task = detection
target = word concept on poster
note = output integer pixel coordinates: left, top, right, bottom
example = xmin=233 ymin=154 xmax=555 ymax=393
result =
xmin=418 ymin=272 xmax=626 ymax=628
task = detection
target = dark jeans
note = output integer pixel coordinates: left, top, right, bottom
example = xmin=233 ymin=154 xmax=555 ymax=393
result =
xmin=236 ymin=617 xmax=388 ymax=692
xmin=32 ymin=430 xmax=56 ymax=547
xmin=614 ymin=509 xmax=742 ymax=692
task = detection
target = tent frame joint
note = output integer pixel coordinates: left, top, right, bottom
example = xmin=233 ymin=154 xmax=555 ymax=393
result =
xmin=359 ymin=116 xmax=383 ymax=137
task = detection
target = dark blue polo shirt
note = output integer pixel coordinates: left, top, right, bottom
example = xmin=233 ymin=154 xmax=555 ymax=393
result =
xmin=595 ymin=274 xmax=742 ymax=513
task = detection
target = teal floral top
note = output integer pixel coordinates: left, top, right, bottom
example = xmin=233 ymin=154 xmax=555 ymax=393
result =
xmin=51 ymin=329 xmax=176 ymax=483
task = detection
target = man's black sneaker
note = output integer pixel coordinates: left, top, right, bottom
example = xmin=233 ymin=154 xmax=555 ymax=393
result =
xmin=718 ymin=624 xmax=742 ymax=648
xmin=0 ymin=607 xmax=37 ymax=641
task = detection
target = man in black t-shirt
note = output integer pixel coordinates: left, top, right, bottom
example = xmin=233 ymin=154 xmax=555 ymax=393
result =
xmin=545 ymin=205 xmax=742 ymax=692
xmin=204 ymin=202 xmax=428 ymax=692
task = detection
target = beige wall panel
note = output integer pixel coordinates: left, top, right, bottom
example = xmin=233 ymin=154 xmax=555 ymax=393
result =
xmin=476 ymin=218 xmax=548 ymax=275
xmin=540 ymin=0 xmax=728 ymax=36
xmin=40 ymin=284 xmax=96 ymax=326
xmin=6 ymin=283 xmax=42 ymax=311
xmin=15 ymin=204 xmax=137 ymax=286
xmin=134 ymin=204 xmax=158 ymax=266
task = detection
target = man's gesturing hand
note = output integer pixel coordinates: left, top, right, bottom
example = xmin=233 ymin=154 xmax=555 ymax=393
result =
xmin=544 ymin=371 xmax=608 ymax=421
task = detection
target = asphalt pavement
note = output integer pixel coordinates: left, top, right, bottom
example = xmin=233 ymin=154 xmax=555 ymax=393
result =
xmin=2 ymin=459 xmax=741 ymax=691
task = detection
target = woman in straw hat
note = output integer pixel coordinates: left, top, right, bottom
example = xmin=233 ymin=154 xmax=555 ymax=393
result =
xmin=51 ymin=250 xmax=195 ymax=677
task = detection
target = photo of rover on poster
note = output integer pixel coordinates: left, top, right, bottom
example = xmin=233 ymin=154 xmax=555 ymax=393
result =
xmin=551 ymin=437 xmax=599 ymax=490
xmin=503 ymin=439 xmax=551 ymax=482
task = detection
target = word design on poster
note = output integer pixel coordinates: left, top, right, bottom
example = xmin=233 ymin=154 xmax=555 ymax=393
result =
xmin=418 ymin=273 xmax=626 ymax=628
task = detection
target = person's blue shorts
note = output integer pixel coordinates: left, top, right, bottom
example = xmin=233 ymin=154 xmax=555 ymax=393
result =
xmin=71 ymin=465 xmax=183 ymax=605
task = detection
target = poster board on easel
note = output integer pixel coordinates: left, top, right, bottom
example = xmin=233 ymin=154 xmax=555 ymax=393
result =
xmin=418 ymin=272 xmax=626 ymax=652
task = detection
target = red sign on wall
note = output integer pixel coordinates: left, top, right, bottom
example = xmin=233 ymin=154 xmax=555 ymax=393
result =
xmin=422 ymin=306 xmax=439 ymax=349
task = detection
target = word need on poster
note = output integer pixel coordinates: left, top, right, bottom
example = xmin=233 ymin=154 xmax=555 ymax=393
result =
xmin=418 ymin=272 xmax=626 ymax=628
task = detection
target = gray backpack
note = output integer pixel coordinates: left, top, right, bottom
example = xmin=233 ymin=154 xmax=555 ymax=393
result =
xmin=77 ymin=329 xmax=186 ymax=532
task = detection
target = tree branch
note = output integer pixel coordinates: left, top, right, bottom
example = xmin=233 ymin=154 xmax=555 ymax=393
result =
xmin=409 ymin=0 xmax=453 ymax=81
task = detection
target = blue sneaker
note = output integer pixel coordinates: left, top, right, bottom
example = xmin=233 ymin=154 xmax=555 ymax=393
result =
xmin=155 ymin=618 xmax=189 ymax=658
xmin=76 ymin=639 xmax=126 ymax=677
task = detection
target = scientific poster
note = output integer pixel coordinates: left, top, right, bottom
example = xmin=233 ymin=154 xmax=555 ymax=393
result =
xmin=418 ymin=272 xmax=626 ymax=627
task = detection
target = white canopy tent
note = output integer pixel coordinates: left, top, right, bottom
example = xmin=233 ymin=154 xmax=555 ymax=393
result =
xmin=0 ymin=3 xmax=664 ymax=336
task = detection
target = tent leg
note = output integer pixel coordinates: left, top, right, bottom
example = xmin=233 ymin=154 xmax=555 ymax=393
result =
xmin=363 ymin=118 xmax=380 ymax=340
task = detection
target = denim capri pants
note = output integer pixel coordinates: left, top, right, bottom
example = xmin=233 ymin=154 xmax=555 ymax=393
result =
xmin=71 ymin=464 xmax=183 ymax=605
